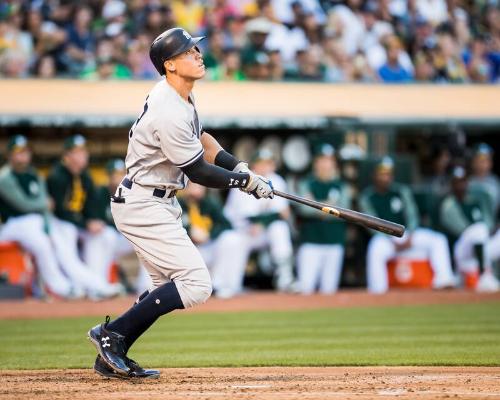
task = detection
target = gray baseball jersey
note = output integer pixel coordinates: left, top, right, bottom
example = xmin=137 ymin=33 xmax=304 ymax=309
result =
xmin=125 ymin=79 xmax=203 ymax=190
xmin=112 ymin=79 xmax=212 ymax=308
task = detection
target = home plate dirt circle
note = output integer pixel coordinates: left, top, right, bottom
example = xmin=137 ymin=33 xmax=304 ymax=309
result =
xmin=2 ymin=367 xmax=500 ymax=400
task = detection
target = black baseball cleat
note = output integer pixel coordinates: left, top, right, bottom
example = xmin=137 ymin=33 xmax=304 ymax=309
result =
xmin=94 ymin=355 xmax=160 ymax=379
xmin=87 ymin=316 xmax=130 ymax=376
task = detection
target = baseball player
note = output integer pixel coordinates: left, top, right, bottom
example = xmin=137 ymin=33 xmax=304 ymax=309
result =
xmin=46 ymin=135 xmax=123 ymax=299
xmin=295 ymin=144 xmax=351 ymax=294
xmin=439 ymin=166 xmax=500 ymax=292
xmin=87 ymin=27 xmax=274 ymax=379
xmin=468 ymin=143 xmax=500 ymax=219
xmin=84 ymin=159 xmax=152 ymax=293
xmin=359 ymin=157 xmax=456 ymax=294
xmin=223 ymin=148 xmax=295 ymax=295
xmin=0 ymin=135 xmax=75 ymax=298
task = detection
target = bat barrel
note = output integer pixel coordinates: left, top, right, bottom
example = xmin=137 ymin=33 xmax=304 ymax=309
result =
xmin=335 ymin=207 xmax=405 ymax=237
xmin=273 ymin=190 xmax=405 ymax=238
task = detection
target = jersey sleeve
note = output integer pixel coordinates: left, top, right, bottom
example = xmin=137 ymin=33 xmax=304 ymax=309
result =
xmin=157 ymin=117 xmax=204 ymax=168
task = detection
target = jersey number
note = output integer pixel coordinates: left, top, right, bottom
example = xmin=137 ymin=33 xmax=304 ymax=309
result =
xmin=129 ymin=97 xmax=149 ymax=138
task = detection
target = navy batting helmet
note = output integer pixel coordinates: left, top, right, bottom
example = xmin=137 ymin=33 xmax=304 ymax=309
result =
xmin=149 ymin=28 xmax=205 ymax=75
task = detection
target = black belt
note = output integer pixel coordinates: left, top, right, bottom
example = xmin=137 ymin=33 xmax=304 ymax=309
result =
xmin=121 ymin=178 xmax=176 ymax=198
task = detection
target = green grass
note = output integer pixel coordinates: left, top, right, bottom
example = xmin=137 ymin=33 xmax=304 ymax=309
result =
xmin=1 ymin=302 xmax=499 ymax=369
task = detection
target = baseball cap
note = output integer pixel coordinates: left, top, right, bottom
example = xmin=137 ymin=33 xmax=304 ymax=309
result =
xmin=376 ymin=156 xmax=394 ymax=173
xmin=7 ymin=134 xmax=29 ymax=153
xmin=64 ymin=134 xmax=87 ymax=150
xmin=245 ymin=17 xmax=272 ymax=34
xmin=473 ymin=143 xmax=493 ymax=158
xmin=106 ymin=158 xmax=126 ymax=174
xmin=313 ymin=143 xmax=335 ymax=158
xmin=251 ymin=148 xmax=274 ymax=163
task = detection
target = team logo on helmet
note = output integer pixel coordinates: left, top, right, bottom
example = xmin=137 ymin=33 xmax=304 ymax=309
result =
xmin=182 ymin=30 xmax=191 ymax=40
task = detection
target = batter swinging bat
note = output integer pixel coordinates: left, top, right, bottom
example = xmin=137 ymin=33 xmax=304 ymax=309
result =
xmin=273 ymin=189 xmax=405 ymax=238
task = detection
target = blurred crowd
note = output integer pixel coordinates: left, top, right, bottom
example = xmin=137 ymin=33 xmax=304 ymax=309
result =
xmin=1 ymin=0 xmax=499 ymax=82
xmin=1 ymin=133 xmax=499 ymax=300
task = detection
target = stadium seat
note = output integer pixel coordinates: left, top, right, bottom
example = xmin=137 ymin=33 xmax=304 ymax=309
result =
xmin=0 ymin=241 xmax=35 ymax=295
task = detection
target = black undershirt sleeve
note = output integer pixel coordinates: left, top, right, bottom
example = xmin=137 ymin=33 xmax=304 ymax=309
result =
xmin=214 ymin=149 xmax=240 ymax=171
xmin=181 ymin=156 xmax=249 ymax=189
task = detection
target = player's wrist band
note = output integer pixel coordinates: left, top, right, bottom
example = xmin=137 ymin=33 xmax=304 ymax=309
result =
xmin=182 ymin=156 xmax=250 ymax=189
xmin=214 ymin=150 xmax=240 ymax=171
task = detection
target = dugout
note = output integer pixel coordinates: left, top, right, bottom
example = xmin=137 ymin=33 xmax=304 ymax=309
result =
xmin=1 ymin=80 xmax=499 ymax=288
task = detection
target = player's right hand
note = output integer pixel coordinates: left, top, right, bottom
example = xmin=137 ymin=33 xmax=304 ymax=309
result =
xmin=243 ymin=174 xmax=274 ymax=199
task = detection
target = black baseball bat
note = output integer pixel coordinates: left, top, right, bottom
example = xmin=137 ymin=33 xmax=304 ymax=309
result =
xmin=273 ymin=189 xmax=405 ymax=238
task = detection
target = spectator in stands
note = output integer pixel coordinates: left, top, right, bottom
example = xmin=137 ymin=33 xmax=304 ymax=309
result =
xmin=224 ymin=149 xmax=296 ymax=293
xmin=322 ymin=33 xmax=352 ymax=82
xmin=0 ymin=11 xmax=33 ymax=77
xmin=268 ymin=48 xmax=285 ymax=80
xmin=205 ymin=0 xmax=239 ymax=31
xmin=203 ymin=29 xmax=226 ymax=69
xmin=433 ymin=31 xmax=468 ymax=83
xmin=179 ymin=182 xmax=242 ymax=298
xmin=241 ymin=17 xmax=272 ymax=69
xmin=359 ymin=157 xmax=456 ymax=294
xmin=206 ymin=47 xmax=246 ymax=81
xmin=3 ymin=0 xmax=500 ymax=82
xmin=0 ymin=135 xmax=76 ymax=299
xmin=81 ymin=55 xmax=131 ymax=80
xmin=26 ymin=9 xmax=67 ymax=73
xmin=171 ymin=0 xmax=205 ymax=34
xmin=413 ymin=38 xmax=438 ymax=81
xmin=285 ymin=47 xmax=325 ymax=81
xmin=243 ymin=49 xmax=271 ymax=80
xmin=468 ymin=143 xmax=500 ymax=219
xmin=439 ymin=166 xmax=499 ymax=292
xmin=378 ymin=35 xmax=413 ymax=82
xmin=222 ymin=14 xmax=247 ymax=49
xmin=62 ymin=5 xmax=95 ymax=76
xmin=89 ymin=159 xmax=151 ymax=294
xmin=46 ymin=134 xmax=123 ymax=299
xmin=295 ymin=143 xmax=351 ymax=294
xmin=140 ymin=4 xmax=174 ymax=39
xmin=126 ymin=34 xmax=157 ymax=80
xmin=464 ymin=36 xmax=493 ymax=83
xmin=33 ymin=54 xmax=57 ymax=78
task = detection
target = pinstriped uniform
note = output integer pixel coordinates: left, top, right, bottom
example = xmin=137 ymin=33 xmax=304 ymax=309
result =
xmin=111 ymin=79 xmax=212 ymax=308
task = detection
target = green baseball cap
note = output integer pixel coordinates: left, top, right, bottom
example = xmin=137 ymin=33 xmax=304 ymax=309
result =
xmin=312 ymin=143 xmax=335 ymax=158
xmin=64 ymin=134 xmax=87 ymax=150
xmin=7 ymin=134 xmax=29 ymax=153
xmin=106 ymin=158 xmax=126 ymax=174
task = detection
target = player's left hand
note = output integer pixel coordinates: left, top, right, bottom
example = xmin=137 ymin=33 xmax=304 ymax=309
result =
xmin=243 ymin=174 xmax=274 ymax=199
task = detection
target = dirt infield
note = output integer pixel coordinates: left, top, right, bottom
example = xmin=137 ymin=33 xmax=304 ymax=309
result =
xmin=2 ymin=289 xmax=500 ymax=320
xmin=2 ymin=367 xmax=500 ymax=400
